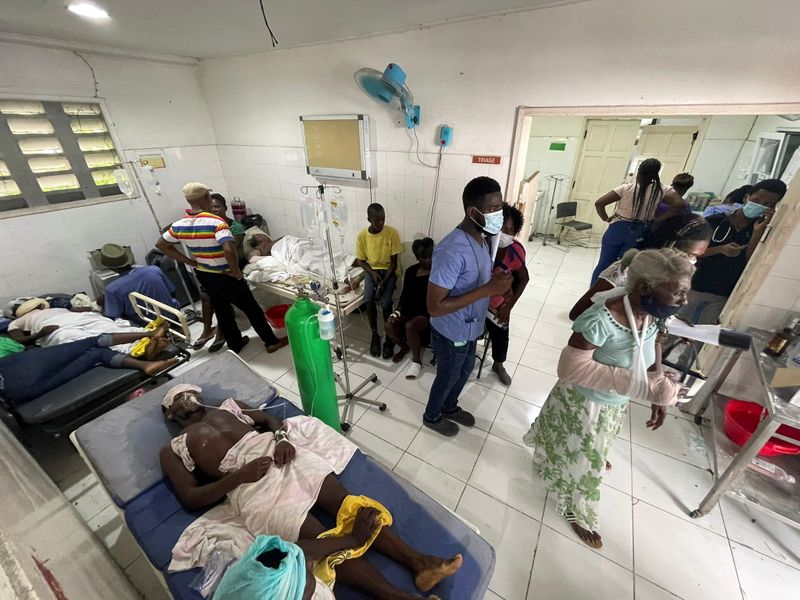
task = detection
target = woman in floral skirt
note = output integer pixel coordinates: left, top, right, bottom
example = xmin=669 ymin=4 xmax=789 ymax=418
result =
xmin=524 ymin=248 xmax=691 ymax=548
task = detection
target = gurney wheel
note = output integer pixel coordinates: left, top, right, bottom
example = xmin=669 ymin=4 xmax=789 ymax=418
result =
xmin=378 ymin=404 xmax=387 ymax=411
xmin=341 ymin=422 xmax=351 ymax=432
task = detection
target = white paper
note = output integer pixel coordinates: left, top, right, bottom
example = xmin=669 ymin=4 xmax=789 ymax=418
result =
xmin=667 ymin=319 xmax=721 ymax=346
xmin=490 ymin=233 xmax=501 ymax=263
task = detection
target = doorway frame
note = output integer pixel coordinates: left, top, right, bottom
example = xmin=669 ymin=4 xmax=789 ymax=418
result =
xmin=506 ymin=102 xmax=800 ymax=368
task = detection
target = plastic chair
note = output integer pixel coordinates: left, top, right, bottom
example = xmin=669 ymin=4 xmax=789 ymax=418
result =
xmin=555 ymin=202 xmax=592 ymax=248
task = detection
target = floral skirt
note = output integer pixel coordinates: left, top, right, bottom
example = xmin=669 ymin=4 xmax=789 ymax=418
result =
xmin=523 ymin=381 xmax=626 ymax=530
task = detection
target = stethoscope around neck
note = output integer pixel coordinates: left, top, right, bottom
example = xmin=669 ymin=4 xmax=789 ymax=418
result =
xmin=711 ymin=221 xmax=733 ymax=244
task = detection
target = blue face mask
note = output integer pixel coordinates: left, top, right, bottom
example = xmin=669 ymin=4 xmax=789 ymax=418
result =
xmin=641 ymin=294 xmax=681 ymax=320
xmin=472 ymin=208 xmax=504 ymax=235
xmin=742 ymin=201 xmax=768 ymax=220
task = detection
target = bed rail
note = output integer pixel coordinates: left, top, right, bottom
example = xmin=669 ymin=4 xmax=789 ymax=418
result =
xmin=128 ymin=292 xmax=192 ymax=344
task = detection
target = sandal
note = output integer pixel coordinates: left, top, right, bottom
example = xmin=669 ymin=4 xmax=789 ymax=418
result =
xmin=191 ymin=328 xmax=216 ymax=350
xmin=208 ymin=338 xmax=226 ymax=353
xmin=405 ymin=362 xmax=422 ymax=380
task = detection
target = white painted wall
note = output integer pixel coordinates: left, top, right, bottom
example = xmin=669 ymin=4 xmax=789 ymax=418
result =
xmin=198 ymin=0 xmax=800 ymax=247
xmin=0 ymin=41 xmax=224 ymax=303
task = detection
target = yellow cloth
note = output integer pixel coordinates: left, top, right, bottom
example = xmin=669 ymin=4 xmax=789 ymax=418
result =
xmin=130 ymin=317 xmax=166 ymax=357
xmin=313 ymin=495 xmax=393 ymax=588
xmin=355 ymin=226 xmax=402 ymax=272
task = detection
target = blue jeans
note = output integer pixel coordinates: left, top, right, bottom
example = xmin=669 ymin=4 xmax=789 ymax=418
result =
xmin=424 ymin=327 xmax=477 ymax=422
xmin=0 ymin=335 xmax=124 ymax=407
xmin=363 ymin=270 xmax=397 ymax=317
xmin=591 ymin=220 xmax=648 ymax=284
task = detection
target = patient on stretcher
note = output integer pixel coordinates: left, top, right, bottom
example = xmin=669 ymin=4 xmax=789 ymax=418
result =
xmin=160 ymin=384 xmax=462 ymax=599
xmin=7 ymin=298 xmax=170 ymax=360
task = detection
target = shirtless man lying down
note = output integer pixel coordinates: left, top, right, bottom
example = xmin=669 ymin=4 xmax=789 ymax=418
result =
xmin=159 ymin=385 xmax=461 ymax=600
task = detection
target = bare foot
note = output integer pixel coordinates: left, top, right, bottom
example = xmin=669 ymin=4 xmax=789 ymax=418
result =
xmin=144 ymin=336 xmax=171 ymax=360
xmin=392 ymin=343 xmax=409 ymax=363
xmin=143 ymin=357 xmax=178 ymax=376
xmin=606 ymin=460 xmax=612 ymax=470
xmin=415 ymin=554 xmax=463 ymax=593
xmin=569 ymin=522 xmax=603 ymax=548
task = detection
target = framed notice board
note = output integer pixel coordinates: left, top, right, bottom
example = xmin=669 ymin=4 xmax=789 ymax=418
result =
xmin=300 ymin=114 xmax=371 ymax=180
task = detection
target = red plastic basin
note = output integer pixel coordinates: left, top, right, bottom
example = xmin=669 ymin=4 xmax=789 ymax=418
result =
xmin=723 ymin=399 xmax=800 ymax=457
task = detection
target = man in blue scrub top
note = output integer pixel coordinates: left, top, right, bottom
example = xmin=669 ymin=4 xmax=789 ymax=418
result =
xmin=424 ymin=177 xmax=513 ymax=436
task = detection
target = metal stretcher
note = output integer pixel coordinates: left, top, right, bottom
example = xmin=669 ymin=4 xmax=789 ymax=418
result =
xmin=71 ymin=352 xmax=495 ymax=599
xmin=0 ymin=293 xmax=190 ymax=438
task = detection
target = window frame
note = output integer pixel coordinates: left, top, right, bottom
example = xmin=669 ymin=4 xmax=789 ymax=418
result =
xmin=0 ymin=93 xmax=139 ymax=220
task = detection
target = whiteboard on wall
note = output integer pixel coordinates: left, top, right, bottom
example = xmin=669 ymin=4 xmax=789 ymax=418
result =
xmin=300 ymin=114 xmax=371 ymax=180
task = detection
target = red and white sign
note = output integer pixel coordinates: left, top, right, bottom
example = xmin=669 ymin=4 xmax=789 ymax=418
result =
xmin=471 ymin=155 xmax=502 ymax=165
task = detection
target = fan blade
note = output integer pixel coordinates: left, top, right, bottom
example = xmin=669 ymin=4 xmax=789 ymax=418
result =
xmin=354 ymin=68 xmax=396 ymax=105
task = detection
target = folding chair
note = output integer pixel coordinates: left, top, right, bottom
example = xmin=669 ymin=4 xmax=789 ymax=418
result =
xmin=555 ymin=201 xmax=593 ymax=248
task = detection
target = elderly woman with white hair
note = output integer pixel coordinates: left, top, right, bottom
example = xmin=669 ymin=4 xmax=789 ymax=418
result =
xmin=524 ymin=248 xmax=692 ymax=549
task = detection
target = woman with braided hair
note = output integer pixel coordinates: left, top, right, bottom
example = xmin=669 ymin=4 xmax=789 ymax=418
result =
xmin=571 ymin=213 xmax=711 ymax=320
xmin=591 ymin=158 xmax=685 ymax=283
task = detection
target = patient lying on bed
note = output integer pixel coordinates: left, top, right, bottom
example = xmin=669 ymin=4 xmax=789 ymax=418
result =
xmin=8 ymin=301 xmax=170 ymax=360
xmin=160 ymin=384 xmax=461 ymax=600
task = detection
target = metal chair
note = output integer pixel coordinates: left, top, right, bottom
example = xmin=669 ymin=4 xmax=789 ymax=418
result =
xmin=555 ymin=201 xmax=593 ymax=248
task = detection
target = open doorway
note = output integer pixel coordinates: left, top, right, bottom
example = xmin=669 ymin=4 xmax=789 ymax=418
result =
xmin=506 ymin=105 xmax=800 ymax=375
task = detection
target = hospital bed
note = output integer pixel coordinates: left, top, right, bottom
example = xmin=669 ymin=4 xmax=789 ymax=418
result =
xmin=250 ymin=273 xmax=366 ymax=316
xmin=0 ymin=294 xmax=190 ymax=438
xmin=71 ymin=352 xmax=495 ymax=599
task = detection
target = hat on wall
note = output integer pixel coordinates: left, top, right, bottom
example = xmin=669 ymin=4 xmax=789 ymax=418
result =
xmin=182 ymin=182 xmax=211 ymax=202
xmin=91 ymin=243 xmax=135 ymax=269
xmin=15 ymin=298 xmax=50 ymax=318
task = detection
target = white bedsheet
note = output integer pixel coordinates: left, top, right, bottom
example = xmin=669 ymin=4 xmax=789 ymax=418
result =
xmin=245 ymin=236 xmax=358 ymax=285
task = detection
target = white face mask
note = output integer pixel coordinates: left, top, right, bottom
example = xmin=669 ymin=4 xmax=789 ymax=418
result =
xmin=498 ymin=232 xmax=515 ymax=248
xmin=471 ymin=208 xmax=504 ymax=235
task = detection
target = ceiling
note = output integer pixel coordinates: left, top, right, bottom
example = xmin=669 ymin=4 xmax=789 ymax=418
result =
xmin=0 ymin=0 xmax=588 ymax=59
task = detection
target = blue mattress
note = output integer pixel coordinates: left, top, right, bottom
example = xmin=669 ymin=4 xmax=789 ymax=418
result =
xmin=74 ymin=352 xmax=494 ymax=599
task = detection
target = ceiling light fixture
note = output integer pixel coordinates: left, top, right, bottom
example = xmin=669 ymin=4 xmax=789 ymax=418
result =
xmin=67 ymin=2 xmax=110 ymax=20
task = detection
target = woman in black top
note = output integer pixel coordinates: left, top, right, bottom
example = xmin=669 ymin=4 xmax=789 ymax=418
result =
xmin=386 ymin=237 xmax=433 ymax=379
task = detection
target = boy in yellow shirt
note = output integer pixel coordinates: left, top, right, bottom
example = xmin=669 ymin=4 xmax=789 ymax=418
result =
xmin=355 ymin=203 xmax=403 ymax=358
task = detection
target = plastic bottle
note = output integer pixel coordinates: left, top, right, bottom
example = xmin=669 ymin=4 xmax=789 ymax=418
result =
xmin=284 ymin=296 xmax=340 ymax=431
xmin=318 ymin=306 xmax=336 ymax=341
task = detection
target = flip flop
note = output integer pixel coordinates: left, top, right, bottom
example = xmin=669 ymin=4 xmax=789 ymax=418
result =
xmin=405 ymin=362 xmax=422 ymax=380
xmin=208 ymin=338 xmax=226 ymax=353
xmin=191 ymin=329 xmax=216 ymax=350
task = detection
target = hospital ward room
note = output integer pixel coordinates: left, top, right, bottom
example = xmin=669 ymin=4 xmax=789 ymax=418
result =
xmin=3 ymin=2 xmax=800 ymax=600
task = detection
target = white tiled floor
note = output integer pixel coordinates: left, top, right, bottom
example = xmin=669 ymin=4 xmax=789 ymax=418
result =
xmin=27 ymin=238 xmax=800 ymax=599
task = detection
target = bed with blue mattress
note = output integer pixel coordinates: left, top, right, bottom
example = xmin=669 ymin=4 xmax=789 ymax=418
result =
xmin=72 ymin=352 xmax=495 ymax=599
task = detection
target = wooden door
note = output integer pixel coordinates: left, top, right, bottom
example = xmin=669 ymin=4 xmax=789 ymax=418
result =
xmin=633 ymin=125 xmax=699 ymax=185
xmin=569 ymin=119 xmax=640 ymax=231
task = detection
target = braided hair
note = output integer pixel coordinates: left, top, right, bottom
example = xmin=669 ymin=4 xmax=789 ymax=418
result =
xmin=638 ymin=214 xmax=711 ymax=253
xmin=633 ymin=158 xmax=663 ymax=221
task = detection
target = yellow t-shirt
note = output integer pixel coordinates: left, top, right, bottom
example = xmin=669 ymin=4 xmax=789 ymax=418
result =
xmin=355 ymin=225 xmax=402 ymax=272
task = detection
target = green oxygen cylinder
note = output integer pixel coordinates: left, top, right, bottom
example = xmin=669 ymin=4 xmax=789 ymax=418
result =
xmin=284 ymin=296 xmax=340 ymax=431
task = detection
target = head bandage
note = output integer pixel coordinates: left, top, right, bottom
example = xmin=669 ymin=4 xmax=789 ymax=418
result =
xmin=162 ymin=384 xmax=202 ymax=410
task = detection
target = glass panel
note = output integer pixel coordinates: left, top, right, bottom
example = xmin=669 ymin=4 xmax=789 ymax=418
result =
xmin=37 ymin=173 xmax=79 ymax=192
xmin=78 ymin=136 xmax=115 ymax=152
xmin=28 ymin=156 xmax=72 ymax=174
xmin=70 ymin=116 xmax=107 ymax=134
xmin=62 ymin=103 xmax=102 ymax=116
xmin=92 ymin=170 xmax=118 ymax=187
xmin=86 ymin=151 xmax=120 ymax=169
xmin=0 ymin=161 xmax=9 ymax=177
xmin=18 ymin=137 xmax=63 ymax=155
xmin=0 ymin=179 xmax=21 ymax=197
xmin=0 ymin=100 xmax=45 ymax=115
xmin=6 ymin=117 xmax=55 ymax=135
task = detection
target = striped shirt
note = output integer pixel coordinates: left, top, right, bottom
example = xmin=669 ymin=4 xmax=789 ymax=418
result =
xmin=163 ymin=211 xmax=234 ymax=273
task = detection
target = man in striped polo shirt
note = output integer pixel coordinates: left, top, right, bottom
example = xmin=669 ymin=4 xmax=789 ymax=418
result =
xmin=155 ymin=182 xmax=287 ymax=354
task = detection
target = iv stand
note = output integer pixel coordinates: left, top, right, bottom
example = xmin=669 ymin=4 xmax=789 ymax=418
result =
xmin=541 ymin=174 xmax=569 ymax=252
xmin=304 ymin=183 xmax=385 ymax=432
xmin=122 ymin=161 xmax=200 ymax=321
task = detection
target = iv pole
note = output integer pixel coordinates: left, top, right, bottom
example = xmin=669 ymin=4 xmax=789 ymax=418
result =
xmin=123 ymin=161 xmax=200 ymax=320
xmin=302 ymin=183 xmax=386 ymax=432
xmin=541 ymin=174 xmax=569 ymax=252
